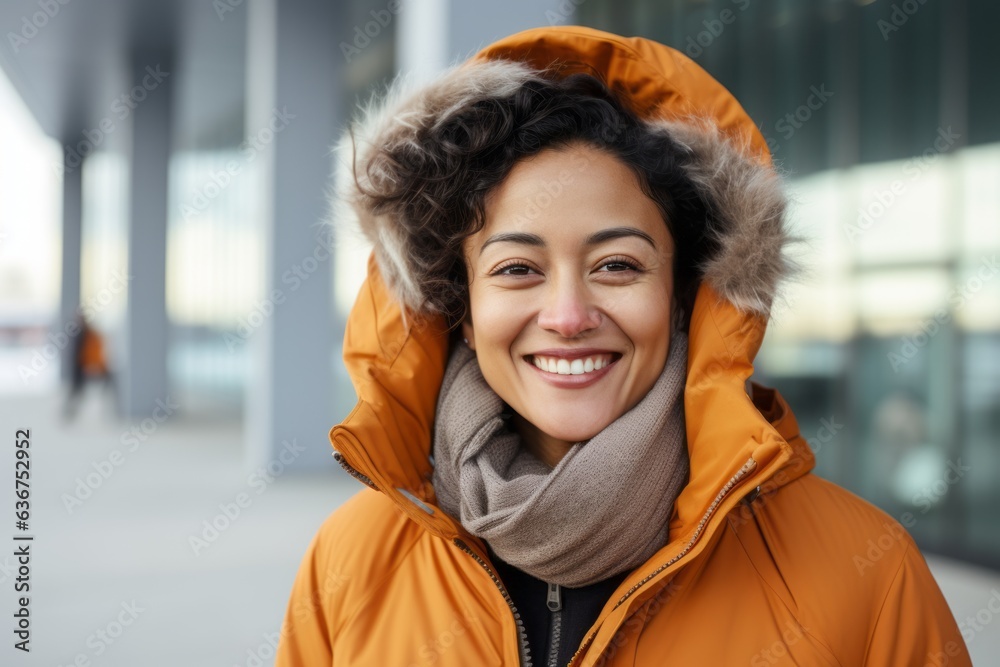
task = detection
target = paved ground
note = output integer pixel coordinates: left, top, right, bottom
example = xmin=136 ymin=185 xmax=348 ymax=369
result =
xmin=1 ymin=390 xmax=356 ymax=667
xmin=0 ymin=389 xmax=997 ymax=666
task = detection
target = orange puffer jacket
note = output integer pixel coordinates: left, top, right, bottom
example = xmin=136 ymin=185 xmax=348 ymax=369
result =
xmin=276 ymin=26 xmax=971 ymax=667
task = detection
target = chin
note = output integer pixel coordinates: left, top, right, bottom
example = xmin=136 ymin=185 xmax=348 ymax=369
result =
xmin=529 ymin=411 xmax=615 ymax=443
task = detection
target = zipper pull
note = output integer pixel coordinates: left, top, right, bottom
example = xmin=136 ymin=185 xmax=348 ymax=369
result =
xmin=547 ymin=582 xmax=562 ymax=612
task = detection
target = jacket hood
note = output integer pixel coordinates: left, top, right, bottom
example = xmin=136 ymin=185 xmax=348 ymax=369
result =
xmin=328 ymin=26 xmax=816 ymax=593
xmin=334 ymin=30 xmax=804 ymax=320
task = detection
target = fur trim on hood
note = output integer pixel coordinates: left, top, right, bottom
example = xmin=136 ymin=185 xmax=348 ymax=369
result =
xmin=330 ymin=57 xmax=803 ymax=321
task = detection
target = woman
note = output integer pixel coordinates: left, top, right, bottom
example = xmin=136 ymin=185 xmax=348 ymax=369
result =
xmin=276 ymin=26 xmax=970 ymax=666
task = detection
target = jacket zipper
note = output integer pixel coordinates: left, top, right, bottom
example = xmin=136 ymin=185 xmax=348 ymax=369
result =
xmin=546 ymin=583 xmax=563 ymax=667
xmin=336 ymin=445 xmax=756 ymax=666
xmin=333 ymin=451 xmax=380 ymax=491
xmin=567 ymin=456 xmax=758 ymax=667
xmin=454 ymin=538 xmax=533 ymax=667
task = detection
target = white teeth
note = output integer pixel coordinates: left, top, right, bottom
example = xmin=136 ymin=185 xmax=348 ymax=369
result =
xmin=530 ymin=354 xmax=614 ymax=375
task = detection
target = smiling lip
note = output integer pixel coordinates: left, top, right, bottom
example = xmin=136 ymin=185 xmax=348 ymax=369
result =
xmin=522 ymin=350 xmax=621 ymax=389
xmin=527 ymin=348 xmax=620 ymax=360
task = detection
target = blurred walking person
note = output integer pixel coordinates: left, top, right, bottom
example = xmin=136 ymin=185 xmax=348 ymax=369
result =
xmin=63 ymin=312 xmax=116 ymax=421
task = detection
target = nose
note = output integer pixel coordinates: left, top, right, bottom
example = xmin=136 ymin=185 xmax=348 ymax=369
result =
xmin=536 ymin=273 xmax=602 ymax=338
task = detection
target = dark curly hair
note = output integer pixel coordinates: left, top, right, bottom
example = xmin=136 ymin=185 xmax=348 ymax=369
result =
xmin=353 ymin=70 xmax=720 ymax=335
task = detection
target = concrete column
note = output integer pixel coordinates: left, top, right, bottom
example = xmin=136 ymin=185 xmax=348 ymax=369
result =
xmin=120 ymin=53 xmax=173 ymax=417
xmin=59 ymin=158 xmax=82 ymax=383
xmin=243 ymin=0 xmax=344 ymax=472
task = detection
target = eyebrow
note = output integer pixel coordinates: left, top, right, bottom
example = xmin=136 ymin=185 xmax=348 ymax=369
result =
xmin=478 ymin=226 xmax=656 ymax=257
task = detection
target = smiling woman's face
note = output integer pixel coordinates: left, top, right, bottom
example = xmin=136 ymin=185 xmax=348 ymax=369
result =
xmin=461 ymin=141 xmax=677 ymax=458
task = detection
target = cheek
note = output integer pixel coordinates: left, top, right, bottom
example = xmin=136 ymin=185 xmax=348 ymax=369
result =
xmin=607 ymin=283 xmax=673 ymax=327
xmin=610 ymin=286 xmax=673 ymax=359
xmin=468 ymin=293 xmax=534 ymax=402
xmin=469 ymin=290 xmax=532 ymax=354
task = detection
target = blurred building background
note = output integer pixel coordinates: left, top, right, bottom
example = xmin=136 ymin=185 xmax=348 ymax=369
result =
xmin=0 ymin=0 xmax=997 ymax=665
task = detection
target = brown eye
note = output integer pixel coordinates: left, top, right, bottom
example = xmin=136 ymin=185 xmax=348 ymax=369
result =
xmin=603 ymin=261 xmax=636 ymax=272
xmin=490 ymin=261 xmax=537 ymax=277
xmin=598 ymin=256 xmax=642 ymax=273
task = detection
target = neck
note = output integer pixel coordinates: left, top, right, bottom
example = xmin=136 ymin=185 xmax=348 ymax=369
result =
xmin=511 ymin=412 xmax=575 ymax=468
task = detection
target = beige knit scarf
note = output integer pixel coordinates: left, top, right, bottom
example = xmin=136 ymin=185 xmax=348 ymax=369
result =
xmin=431 ymin=331 xmax=690 ymax=587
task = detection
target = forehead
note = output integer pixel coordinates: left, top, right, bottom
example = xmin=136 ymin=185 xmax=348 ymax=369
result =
xmin=467 ymin=142 xmax=670 ymax=255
